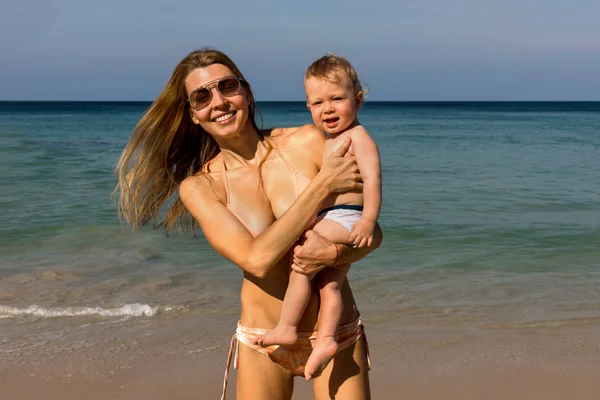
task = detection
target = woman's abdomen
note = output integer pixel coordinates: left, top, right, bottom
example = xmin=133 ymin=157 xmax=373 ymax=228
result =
xmin=239 ymin=262 xmax=359 ymax=331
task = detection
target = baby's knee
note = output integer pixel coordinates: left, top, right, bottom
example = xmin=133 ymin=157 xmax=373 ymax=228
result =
xmin=319 ymin=281 xmax=344 ymax=297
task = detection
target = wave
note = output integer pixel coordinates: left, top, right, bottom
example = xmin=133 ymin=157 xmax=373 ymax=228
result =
xmin=0 ymin=303 xmax=157 ymax=318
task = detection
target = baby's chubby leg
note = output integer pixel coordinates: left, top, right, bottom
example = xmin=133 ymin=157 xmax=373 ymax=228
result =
xmin=304 ymin=217 xmax=353 ymax=380
xmin=305 ymin=264 xmax=350 ymax=380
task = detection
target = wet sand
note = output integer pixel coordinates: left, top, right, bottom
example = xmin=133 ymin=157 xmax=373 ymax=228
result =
xmin=3 ymin=362 xmax=600 ymax=400
xmin=2 ymin=314 xmax=600 ymax=399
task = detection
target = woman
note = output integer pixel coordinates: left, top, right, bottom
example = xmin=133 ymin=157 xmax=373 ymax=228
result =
xmin=115 ymin=48 xmax=382 ymax=400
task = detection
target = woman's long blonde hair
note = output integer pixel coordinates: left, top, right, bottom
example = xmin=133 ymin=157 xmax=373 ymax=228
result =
xmin=114 ymin=48 xmax=263 ymax=235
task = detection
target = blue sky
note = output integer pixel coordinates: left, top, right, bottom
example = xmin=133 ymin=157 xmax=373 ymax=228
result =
xmin=1 ymin=0 xmax=599 ymax=101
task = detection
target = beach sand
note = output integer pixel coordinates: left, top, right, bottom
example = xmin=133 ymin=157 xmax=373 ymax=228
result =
xmin=3 ymin=361 xmax=600 ymax=400
xmin=2 ymin=313 xmax=600 ymax=399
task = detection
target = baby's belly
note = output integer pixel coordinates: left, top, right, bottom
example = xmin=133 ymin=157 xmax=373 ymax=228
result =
xmin=324 ymin=192 xmax=364 ymax=210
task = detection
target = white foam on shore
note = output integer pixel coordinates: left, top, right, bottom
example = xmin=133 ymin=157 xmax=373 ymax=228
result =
xmin=0 ymin=303 xmax=158 ymax=318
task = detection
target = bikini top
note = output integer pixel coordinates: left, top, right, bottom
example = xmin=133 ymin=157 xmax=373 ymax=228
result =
xmin=203 ymin=148 xmax=312 ymax=237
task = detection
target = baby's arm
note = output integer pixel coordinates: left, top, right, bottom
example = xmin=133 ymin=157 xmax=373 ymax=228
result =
xmin=347 ymin=125 xmax=382 ymax=248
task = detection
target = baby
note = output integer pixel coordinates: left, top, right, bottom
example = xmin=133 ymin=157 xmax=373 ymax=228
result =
xmin=257 ymin=53 xmax=382 ymax=380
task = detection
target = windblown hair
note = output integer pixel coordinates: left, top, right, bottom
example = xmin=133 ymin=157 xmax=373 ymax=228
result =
xmin=304 ymin=52 xmax=367 ymax=105
xmin=114 ymin=48 xmax=263 ymax=235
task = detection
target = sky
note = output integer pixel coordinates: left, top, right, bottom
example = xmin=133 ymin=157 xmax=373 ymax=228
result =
xmin=1 ymin=0 xmax=599 ymax=101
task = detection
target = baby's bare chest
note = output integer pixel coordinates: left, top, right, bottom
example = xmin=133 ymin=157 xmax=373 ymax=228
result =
xmin=324 ymin=133 xmax=353 ymax=158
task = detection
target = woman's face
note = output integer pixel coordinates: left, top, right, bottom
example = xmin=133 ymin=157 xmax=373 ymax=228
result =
xmin=185 ymin=64 xmax=250 ymax=140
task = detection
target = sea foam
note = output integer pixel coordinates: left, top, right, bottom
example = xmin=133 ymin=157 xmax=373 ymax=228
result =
xmin=0 ymin=303 xmax=157 ymax=318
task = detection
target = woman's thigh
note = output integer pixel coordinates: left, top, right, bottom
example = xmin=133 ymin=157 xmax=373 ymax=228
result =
xmin=236 ymin=343 xmax=295 ymax=400
xmin=312 ymin=336 xmax=371 ymax=400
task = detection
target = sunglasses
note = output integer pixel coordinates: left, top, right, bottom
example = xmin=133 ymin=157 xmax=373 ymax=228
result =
xmin=188 ymin=76 xmax=244 ymax=111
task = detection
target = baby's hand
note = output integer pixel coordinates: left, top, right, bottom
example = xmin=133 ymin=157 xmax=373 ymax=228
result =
xmin=348 ymin=218 xmax=375 ymax=248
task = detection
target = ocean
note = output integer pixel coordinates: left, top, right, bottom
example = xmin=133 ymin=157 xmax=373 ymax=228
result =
xmin=1 ymin=101 xmax=600 ymax=363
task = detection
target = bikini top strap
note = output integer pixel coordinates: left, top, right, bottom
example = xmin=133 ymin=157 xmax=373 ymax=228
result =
xmin=201 ymin=153 xmax=232 ymax=207
xmin=201 ymin=152 xmax=223 ymax=173
xmin=221 ymin=157 xmax=232 ymax=206
xmin=273 ymin=147 xmax=299 ymax=176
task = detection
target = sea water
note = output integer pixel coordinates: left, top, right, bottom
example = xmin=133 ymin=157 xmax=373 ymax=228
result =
xmin=1 ymin=101 xmax=600 ymax=354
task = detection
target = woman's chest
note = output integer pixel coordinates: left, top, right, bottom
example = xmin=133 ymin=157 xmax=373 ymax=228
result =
xmin=227 ymin=157 xmax=313 ymax=217
xmin=224 ymin=164 xmax=299 ymax=220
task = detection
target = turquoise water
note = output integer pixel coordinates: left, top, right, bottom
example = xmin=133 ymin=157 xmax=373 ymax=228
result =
xmin=1 ymin=102 xmax=600 ymax=329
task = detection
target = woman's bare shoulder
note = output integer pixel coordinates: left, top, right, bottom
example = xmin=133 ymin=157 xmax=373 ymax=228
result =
xmin=179 ymin=174 xmax=213 ymax=202
xmin=270 ymin=125 xmax=325 ymax=150
xmin=179 ymin=160 xmax=225 ymax=205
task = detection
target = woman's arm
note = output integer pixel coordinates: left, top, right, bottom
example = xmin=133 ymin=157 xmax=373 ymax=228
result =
xmin=179 ymin=134 xmax=361 ymax=279
xmin=290 ymin=224 xmax=383 ymax=276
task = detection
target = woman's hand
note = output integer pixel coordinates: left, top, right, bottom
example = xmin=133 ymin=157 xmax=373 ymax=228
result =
xmin=291 ymin=230 xmax=338 ymax=276
xmin=318 ymin=138 xmax=363 ymax=194
xmin=292 ymin=223 xmax=383 ymax=276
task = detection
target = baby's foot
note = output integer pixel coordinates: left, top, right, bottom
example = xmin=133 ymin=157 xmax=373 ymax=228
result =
xmin=304 ymin=336 xmax=338 ymax=380
xmin=255 ymin=324 xmax=298 ymax=347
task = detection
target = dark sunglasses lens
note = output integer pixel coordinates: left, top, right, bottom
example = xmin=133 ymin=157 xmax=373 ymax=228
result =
xmin=190 ymin=77 xmax=240 ymax=110
xmin=218 ymin=77 xmax=241 ymax=97
xmin=192 ymin=88 xmax=211 ymax=110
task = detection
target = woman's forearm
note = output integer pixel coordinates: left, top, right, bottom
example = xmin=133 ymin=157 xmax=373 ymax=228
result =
xmin=245 ymin=174 xmax=330 ymax=278
xmin=289 ymin=224 xmax=383 ymax=277
xmin=336 ymin=223 xmax=383 ymax=266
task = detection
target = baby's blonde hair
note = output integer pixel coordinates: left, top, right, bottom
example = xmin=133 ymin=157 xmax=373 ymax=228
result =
xmin=304 ymin=52 xmax=367 ymax=104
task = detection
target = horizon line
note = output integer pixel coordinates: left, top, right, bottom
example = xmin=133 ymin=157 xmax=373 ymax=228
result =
xmin=2 ymin=100 xmax=600 ymax=103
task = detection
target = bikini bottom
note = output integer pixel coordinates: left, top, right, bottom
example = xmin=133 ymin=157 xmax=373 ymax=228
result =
xmin=221 ymin=316 xmax=370 ymax=399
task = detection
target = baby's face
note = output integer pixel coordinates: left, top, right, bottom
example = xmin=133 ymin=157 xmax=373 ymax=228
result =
xmin=305 ymin=76 xmax=359 ymax=135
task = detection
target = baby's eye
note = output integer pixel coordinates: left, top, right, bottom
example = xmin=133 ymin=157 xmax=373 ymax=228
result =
xmin=313 ymin=101 xmax=322 ymax=106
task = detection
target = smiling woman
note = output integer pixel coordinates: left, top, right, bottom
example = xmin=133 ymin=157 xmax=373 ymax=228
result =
xmin=114 ymin=48 xmax=381 ymax=400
